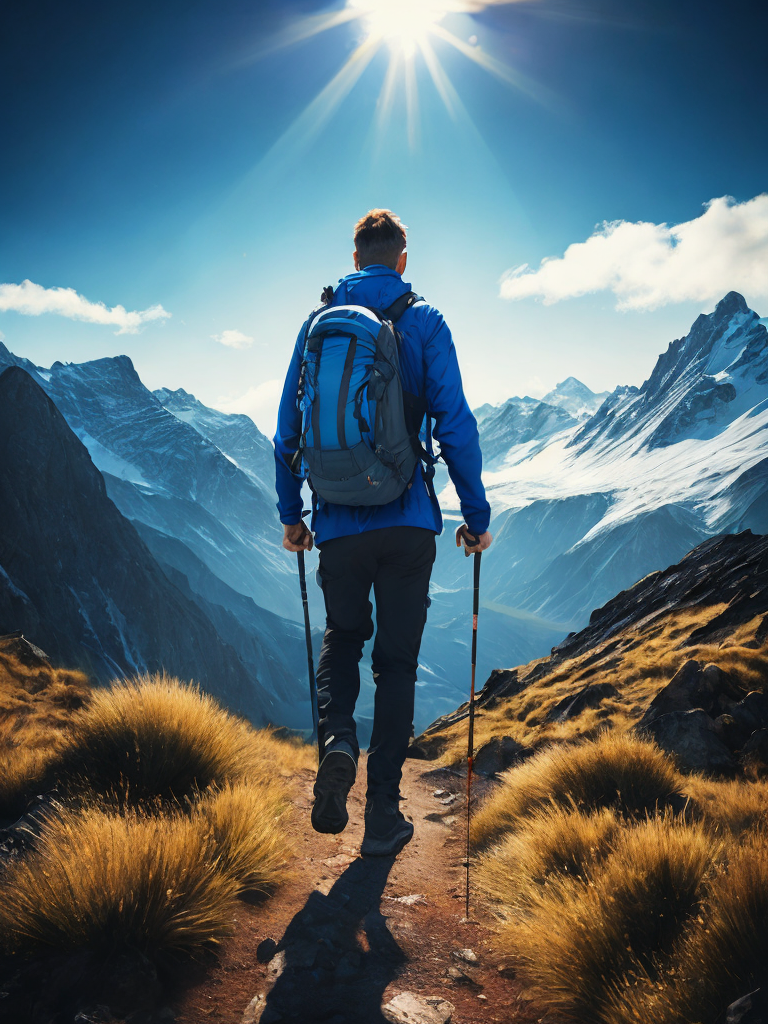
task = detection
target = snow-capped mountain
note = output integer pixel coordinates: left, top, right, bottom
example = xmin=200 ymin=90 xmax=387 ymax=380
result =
xmin=542 ymin=376 xmax=611 ymax=419
xmin=0 ymin=344 xmax=297 ymax=620
xmin=0 ymin=366 xmax=292 ymax=725
xmin=437 ymin=292 xmax=768 ymax=631
xmin=155 ymin=387 xmax=275 ymax=497
xmin=479 ymin=396 xmax=577 ymax=465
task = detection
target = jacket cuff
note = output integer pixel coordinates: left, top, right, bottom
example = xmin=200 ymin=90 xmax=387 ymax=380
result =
xmin=464 ymin=511 xmax=491 ymax=537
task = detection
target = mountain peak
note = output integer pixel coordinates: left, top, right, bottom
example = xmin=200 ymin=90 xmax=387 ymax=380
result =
xmin=715 ymin=291 xmax=749 ymax=317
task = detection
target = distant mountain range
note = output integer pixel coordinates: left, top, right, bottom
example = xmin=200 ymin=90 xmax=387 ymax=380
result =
xmin=1 ymin=292 xmax=766 ymax=735
xmin=437 ymin=292 xmax=768 ymax=634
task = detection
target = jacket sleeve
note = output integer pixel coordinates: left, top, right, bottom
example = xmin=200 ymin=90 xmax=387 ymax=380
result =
xmin=273 ymin=326 xmax=306 ymax=526
xmin=421 ymin=308 xmax=491 ymax=537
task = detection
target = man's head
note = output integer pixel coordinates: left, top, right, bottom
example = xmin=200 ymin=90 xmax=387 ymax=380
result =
xmin=353 ymin=209 xmax=407 ymax=274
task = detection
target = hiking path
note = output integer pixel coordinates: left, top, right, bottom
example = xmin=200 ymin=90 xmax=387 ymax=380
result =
xmin=172 ymin=756 xmax=542 ymax=1024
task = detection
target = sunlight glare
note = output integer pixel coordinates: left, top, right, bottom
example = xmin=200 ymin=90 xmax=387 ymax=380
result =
xmin=348 ymin=0 xmax=449 ymax=54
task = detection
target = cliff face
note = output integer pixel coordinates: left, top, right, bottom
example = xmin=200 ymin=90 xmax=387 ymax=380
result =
xmin=0 ymin=367 xmax=275 ymax=724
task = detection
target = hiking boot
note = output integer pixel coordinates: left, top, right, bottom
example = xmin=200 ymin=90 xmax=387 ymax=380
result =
xmin=311 ymin=743 xmax=357 ymax=834
xmin=360 ymin=795 xmax=414 ymax=857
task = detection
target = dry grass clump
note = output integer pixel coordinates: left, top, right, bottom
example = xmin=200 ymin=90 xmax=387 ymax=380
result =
xmin=195 ymin=781 xmax=292 ymax=893
xmin=0 ymin=649 xmax=91 ymax=820
xmin=500 ymin=817 xmax=717 ymax=1022
xmin=0 ymin=671 xmax=310 ymax=964
xmin=59 ymin=674 xmax=307 ymax=805
xmin=476 ymin=804 xmax=619 ymax=911
xmin=471 ymin=731 xmax=682 ymax=850
xmin=685 ymin=775 xmax=768 ymax=834
xmin=0 ymin=807 xmax=238 ymax=956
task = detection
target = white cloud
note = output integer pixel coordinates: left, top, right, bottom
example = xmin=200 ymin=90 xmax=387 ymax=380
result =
xmin=500 ymin=194 xmax=768 ymax=311
xmin=212 ymin=328 xmax=255 ymax=349
xmin=0 ymin=279 xmax=170 ymax=334
xmin=215 ymin=378 xmax=282 ymax=435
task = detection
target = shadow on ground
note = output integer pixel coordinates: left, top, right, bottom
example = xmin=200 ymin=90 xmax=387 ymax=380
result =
xmin=256 ymin=856 xmax=403 ymax=1023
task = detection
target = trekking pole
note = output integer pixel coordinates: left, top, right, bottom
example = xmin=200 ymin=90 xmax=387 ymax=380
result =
xmin=465 ymin=546 xmax=482 ymax=919
xmin=297 ymin=549 xmax=322 ymax=765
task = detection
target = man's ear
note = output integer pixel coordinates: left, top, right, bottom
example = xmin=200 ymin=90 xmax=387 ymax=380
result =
xmin=396 ymin=251 xmax=407 ymax=275
xmin=353 ymin=250 xmax=360 ymax=271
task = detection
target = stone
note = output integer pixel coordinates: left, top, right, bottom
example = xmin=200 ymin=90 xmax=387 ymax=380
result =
xmin=385 ymin=893 xmax=426 ymax=906
xmin=639 ymin=660 xmax=714 ymax=726
xmin=242 ymin=995 xmax=266 ymax=1024
xmin=446 ymin=965 xmax=482 ymax=989
xmin=638 ymin=709 xmax=737 ymax=774
xmin=726 ymin=989 xmax=768 ymax=1023
xmin=472 ymin=735 xmax=526 ymax=776
xmin=266 ymin=950 xmax=286 ymax=980
xmin=452 ymin=948 xmax=478 ymax=963
xmin=743 ymin=729 xmax=768 ymax=765
xmin=381 ymin=992 xmax=455 ymax=1024
xmin=714 ymin=714 xmax=750 ymax=751
xmin=432 ymin=790 xmax=446 ymax=797
xmin=730 ymin=692 xmax=768 ymax=734
xmin=546 ymin=682 xmax=619 ymax=722
xmin=438 ymin=794 xmax=456 ymax=805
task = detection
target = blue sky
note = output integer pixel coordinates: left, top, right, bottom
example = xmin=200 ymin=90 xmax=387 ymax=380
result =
xmin=1 ymin=0 xmax=766 ymax=432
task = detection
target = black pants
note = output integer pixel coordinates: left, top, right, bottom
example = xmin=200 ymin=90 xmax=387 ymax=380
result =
xmin=316 ymin=526 xmax=436 ymax=800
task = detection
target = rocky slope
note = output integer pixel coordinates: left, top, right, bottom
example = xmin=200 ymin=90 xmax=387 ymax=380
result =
xmin=0 ymin=366 xmax=285 ymax=723
xmin=0 ymin=343 xmax=297 ymax=620
xmin=415 ymin=529 xmax=768 ymax=776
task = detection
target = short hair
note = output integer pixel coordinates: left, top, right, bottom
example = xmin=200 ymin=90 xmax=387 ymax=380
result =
xmin=353 ymin=209 xmax=407 ymax=270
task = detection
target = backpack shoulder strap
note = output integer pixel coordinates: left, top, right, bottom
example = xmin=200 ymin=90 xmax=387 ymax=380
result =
xmin=382 ymin=291 xmax=424 ymax=324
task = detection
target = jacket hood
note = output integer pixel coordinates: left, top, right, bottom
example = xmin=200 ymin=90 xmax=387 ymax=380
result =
xmin=332 ymin=265 xmax=411 ymax=311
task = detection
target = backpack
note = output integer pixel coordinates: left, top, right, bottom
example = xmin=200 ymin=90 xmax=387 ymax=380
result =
xmin=293 ymin=290 xmax=431 ymax=507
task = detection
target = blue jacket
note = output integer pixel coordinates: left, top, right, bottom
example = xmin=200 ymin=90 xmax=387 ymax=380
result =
xmin=274 ymin=265 xmax=490 ymax=546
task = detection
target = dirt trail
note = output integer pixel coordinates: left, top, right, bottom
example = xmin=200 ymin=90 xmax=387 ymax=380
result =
xmin=172 ymin=756 xmax=540 ymax=1024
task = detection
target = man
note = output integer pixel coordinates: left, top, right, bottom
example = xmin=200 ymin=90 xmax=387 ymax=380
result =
xmin=274 ymin=209 xmax=492 ymax=857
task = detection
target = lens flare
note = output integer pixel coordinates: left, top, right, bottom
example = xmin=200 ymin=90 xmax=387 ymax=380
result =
xmin=349 ymin=0 xmax=449 ymax=53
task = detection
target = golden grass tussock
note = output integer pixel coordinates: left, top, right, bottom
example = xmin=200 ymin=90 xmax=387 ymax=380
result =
xmin=685 ymin=775 xmax=768 ymax=834
xmin=471 ymin=731 xmax=682 ymax=850
xmin=59 ymin=673 xmax=309 ymax=805
xmin=0 ymin=670 xmax=311 ymax=962
xmin=432 ymin=607 xmax=768 ymax=761
xmin=476 ymin=804 xmax=619 ymax=912
xmin=195 ymin=781 xmax=292 ymax=893
xmin=0 ymin=807 xmax=239 ymax=956
xmin=500 ymin=817 xmax=718 ymax=1022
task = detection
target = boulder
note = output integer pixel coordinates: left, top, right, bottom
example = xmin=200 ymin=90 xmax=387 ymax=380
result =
xmin=476 ymin=669 xmax=523 ymax=709
xmin=639 ymin=660 xmax=727 ymax=727
xmin=727 ymin=989 xmax=768 ymax=1023
xmin=473 ymin=736 xmax=526 ymax=775
xmin=742 ymin=729 xmax=768 ymax=766
xmin=382 ymin=993 xmax=454 ymax=1024
xmin=730 ymin=692 xmax=768 ymax=735
xmin=638 ymin=709 xmax=737 ymax=774
xmin=714 ymin=714 xmax=751 ymax=752
xmin=546 ymin=682 xmax=619 ymax=722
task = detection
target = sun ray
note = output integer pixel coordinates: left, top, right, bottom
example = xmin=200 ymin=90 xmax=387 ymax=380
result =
xmin=404 ymin=51 xmax=420 ymax=148
xmin=374 ymin=48 xmax=403 ymax=133
xmin=234 ymin=8 xmax=364 ymax=65
xmin=417 ymin=35 xmax=457 ymax=119
xmin=430 ymin=22 xmax=556 ymax=107
xmin=254 ymin=35 xmax=382 ymax=175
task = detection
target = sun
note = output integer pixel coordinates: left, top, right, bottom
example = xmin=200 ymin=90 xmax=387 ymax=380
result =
xmin=348 ymin=0 xmax=449 ymax=54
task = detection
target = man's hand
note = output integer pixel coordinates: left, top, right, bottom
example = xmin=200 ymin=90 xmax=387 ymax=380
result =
xmin=456 ymin=524 xmax=492 ymax=557
xmin=283 ymin=521 xmax=314 ymax=552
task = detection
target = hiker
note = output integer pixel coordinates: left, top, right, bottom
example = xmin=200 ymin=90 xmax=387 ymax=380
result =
xmin=274 ymin=209 xmax=492 ymax=857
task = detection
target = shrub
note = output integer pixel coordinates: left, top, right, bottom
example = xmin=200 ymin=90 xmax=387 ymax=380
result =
xmin=59 ymin=674 xmax=287 ymax=804
xmin=502 ymin=817 xmax=717 ymax=1022
xmin=0 ymin=807 xmax=239 ymax=956
xmin=195 ymin=781 xmax=291 ymax=893
xmin=685 ymin=776 xmax=768 ymax=835
xmin=476 ymin=805 xmax=619 ymax=913
xmin=471 ymin=731 xmax=683 ymax=850
xmin=611 ymin=831 xmax=768 ymax=1024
